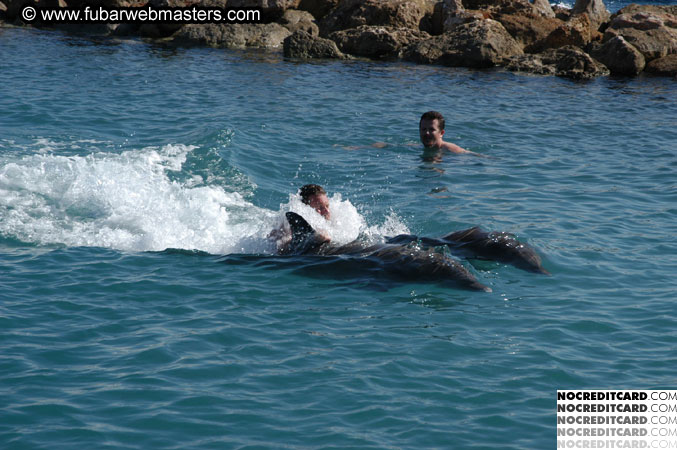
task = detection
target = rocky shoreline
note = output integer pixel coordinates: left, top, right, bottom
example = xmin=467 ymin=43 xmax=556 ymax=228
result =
xmin=2 ymin=0 xmax=676 ymax=79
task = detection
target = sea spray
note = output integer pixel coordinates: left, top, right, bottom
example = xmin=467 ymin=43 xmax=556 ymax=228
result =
xmin=0 ymin=145 xmax=275 ymax=254
xmin=0 ymin=144 xmax=410 ymax=255
xmin=271 ymin=194 xmax=410 ymax=248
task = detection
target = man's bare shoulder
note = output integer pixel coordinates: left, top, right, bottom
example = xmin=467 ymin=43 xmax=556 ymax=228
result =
xmin=441 ymin=141 xmax=487 ymax=157
xmin=441 ymin=141 xmax=470 ymax=154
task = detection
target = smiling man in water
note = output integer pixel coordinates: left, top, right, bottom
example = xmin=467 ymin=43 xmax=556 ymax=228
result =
xmin=419 ymin=111 xmax=483 ymax=157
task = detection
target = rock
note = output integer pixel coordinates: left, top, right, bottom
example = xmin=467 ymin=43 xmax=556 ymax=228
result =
xmin=589 ymin=35 xmax=645 ymax=75
xmin=571 ymin=0 xmax=609 ymax=28
xmin=552 ymin=5 xmax=571 ymax=22
xmin=405 ymin=19 xmax=523 ymax=68
xmin=611 ymin=4 xmax=677 ymax=17
xmin=504 ymin=51 xmax=558 ymax=75
xmin=329 ymin=25 xmax=430 ymax=59
xmin=171 ymin=23 xmax=291 ymax=48
xmin=55 ymin=23 xmax=121 ymax=35
xmin=463 ymin=0 xmax=526 ymax=11
xmin=298 ymin=0 xmax=339 ymax=20
xmin=319 ymin=0 xmax=437 ymax=36
xmin=604 ymin=7 xmax=677 ymax=61
xmin=138 ymin=23 xmax=183 ymax=38
xmin=443 ymin=10 xmax=487 ymax=33
xmin=133 ymin=0 xmax=186 ymax=37
xmin=467 ymin=0 xmax=536 ymax=15
xmin=283 ymin=29 xmax=345 ymax=58
xmin=279 ymin=9 xmax=319 ymax=36
xmin=506 ymin=45 xmax=610 ymax=79
xmin=532 ymin=0 xmax=555 ymax=18
xmin=205 ymin=0 xmax=302 ymax=21
xmin=536 ymin=13 xmax=600 ymax=51
xmin=111 ymin=22 xmax=139 ymax=36
xmin=645 ymin=54 xmax=677 ymax=76
xmin=148 ymin=0 xmax=199 ymax=6
xmin=552 ymin=45 xmax=609 ymax=79
xmin=52 ymin=0 xmax=142 ymax=9
xmin=440 ymin=0 xmax=472 ymax=32
xmin=444 ymin=0 xmax=464 ymax=15
xmin=495 ymin=12 xmax=562 ymax=52
xmin=430 ymin=0 xmax=445 ymax=35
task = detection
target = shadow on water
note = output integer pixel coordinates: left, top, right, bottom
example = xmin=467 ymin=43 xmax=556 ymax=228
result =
xmin=214 ymin=252 xmax=485 ymax=293
xmin=158 ymin=249 xmax=491 ymax=298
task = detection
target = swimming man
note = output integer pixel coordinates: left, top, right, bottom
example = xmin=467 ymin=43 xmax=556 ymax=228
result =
xmin=419 ymin=111 xmax=483 ymax=157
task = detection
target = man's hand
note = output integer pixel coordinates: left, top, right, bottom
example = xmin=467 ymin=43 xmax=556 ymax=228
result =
xmin=314 ymin=230 xmax=331 ymax=245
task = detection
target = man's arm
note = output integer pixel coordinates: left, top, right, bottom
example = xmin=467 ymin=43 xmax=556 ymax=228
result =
xmin=268 ymin=224 xmax=292 ymax=253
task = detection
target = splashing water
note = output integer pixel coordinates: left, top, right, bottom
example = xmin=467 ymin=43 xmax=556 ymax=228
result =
xmin=0 ymin=144 xmax=408 ymax=255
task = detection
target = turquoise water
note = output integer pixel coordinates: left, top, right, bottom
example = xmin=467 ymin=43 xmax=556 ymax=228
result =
xmin=1 ymin=26 xmax=676 ymax=449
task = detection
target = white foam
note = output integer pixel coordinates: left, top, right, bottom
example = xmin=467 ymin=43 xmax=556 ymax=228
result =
xmin=364 ymin=210 xmax=411 ymax=243
xmin=0 ymin=144 xmax=410 ymax=255
xmin=0 ymin=145 xmax=276 ymax=254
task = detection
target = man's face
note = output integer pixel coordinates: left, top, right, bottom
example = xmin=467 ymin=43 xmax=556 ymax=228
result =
xmin=308 ymin=194 xmax=331 ymax=220
xmin=419 ymin=119 xmax=445 ymax=148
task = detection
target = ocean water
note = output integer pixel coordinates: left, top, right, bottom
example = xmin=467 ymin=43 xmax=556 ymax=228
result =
xmin=557 ymin=0 xmax=676 ymax=12
xmin=1 ymin=24 xmax=676 ymax=449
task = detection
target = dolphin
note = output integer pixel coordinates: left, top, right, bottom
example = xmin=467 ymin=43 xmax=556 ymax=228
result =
xmin=284 ymin=212 xmax=492 ymax=292
xmin=387 ymin=227 xmax=550 ymax=275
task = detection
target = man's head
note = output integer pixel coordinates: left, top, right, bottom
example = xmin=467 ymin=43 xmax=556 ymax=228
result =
xmin=299 ymin=184 xmax=330 ymax=220
xmin=419 ymin=111 xmax=446 ymax=148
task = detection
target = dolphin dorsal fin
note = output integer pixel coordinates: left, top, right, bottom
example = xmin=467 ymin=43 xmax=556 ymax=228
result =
xmin=286 ymin=212 xmax=317 ymax=252
xmin=286 ymin=212 xmax=315 ymax=236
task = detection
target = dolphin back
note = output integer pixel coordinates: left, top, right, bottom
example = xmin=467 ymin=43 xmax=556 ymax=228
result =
xmin=442 ymin=227 xmax=550 ymax=275
xmin=387 ymin=227 xmax=549 ymax=275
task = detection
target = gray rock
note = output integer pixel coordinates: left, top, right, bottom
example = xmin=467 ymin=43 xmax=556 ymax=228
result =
xmin=506 ymin=45 xmax=610 ymax=78
xmin=443 ymin=0 xmax=464 ymax=15
xmin=571 ymin=0 xmax=610 ymax=27
xmin=532 ymin=0 xmax=555 ymax=18
xmin=319 ymin=0 xmax=437 ymax=36
xmin=645 ymin=54 xmax=677 ymax=76
xmin=552 ymin=5 xmax=572 ymax=21
xmin=495 ymin=12 xmax=562 ymax=52
xmin=604 ymin=7 xmax=677 ymax=61
xmin=298 ymin=0 xmax=339 ymax=20
xmin=172 ymin=23 xmax=291 ymax=48
xmin=406 ymin=19 xmax=523 ymax=68
xmin=279 ymin=9 xmax=319 ymax=36
xmin=299 ymin=0 xmax=340 ymax=20
xmin=330 ymin=25 xmax=430 ymax=59
xmin=283 ymin=29 xmax=346 ymax=58
xmin=200 ymin=0 xmax=302 ymax=21
xmin=589 ymin=35 xmax=645 ymax=75
xmin=534 ymin=13 xmax=600 ymax=52
xmin=443 ymin=10 xmax=486 ymax=33
xmin=148 ymin=0 xmax=200 ymax=6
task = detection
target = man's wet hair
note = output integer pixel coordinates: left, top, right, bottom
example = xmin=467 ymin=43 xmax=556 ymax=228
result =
xmin=420 ymin=111 xmax=445 ymax=131
xmin=299 ymin=184 xmax=326 ymax=205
